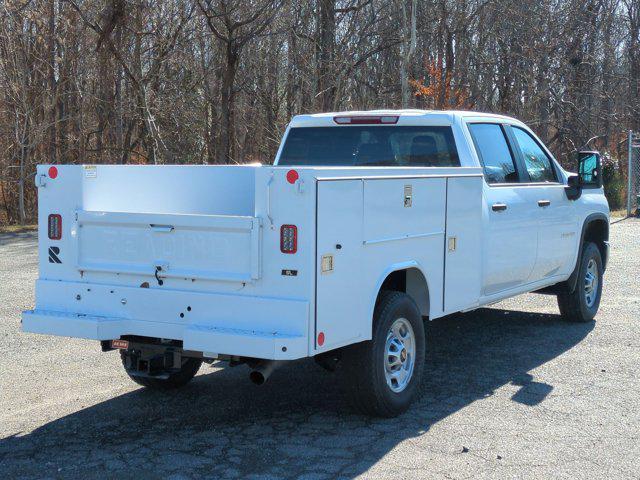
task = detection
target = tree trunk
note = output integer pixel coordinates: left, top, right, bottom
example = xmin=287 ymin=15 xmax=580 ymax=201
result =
xmin=218 ymin=44 xmax=238 ymax=163
xmin=114 ymin=25 xmax=125 ymax=163
xmin=48 ymin=0 xmax=57 ymax=164
xmin=0 ymin=179 xmax=11 ymax=224
xmin=536 ymin=53 xmax=550 ymax=142
xmin=17 ymin=117 xmax=30 ymax=225
xmin=400 ymin=0 xmax=417 ymax=108
xmin=628 ymin=1 xmax=640 ymax=130
xmin=315 ymin=0 xmax=336 ymax=111
xmin=286 ymin=26 xmax=297 ymax=120
xmin=132 ymin=4 xmax=173 ymax=164
xmin=96 ymin=46 xmax=110 ymax=163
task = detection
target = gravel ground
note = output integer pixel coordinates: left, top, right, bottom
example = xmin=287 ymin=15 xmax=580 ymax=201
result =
xmin=0 ymin=219 xmax=638 ymax=479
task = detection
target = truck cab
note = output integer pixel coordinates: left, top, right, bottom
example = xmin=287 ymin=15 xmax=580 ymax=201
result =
xmin=22 ymin=110 xmax=609 ymax=416
xmin=276 ymin=111 xmax=609 ymax=302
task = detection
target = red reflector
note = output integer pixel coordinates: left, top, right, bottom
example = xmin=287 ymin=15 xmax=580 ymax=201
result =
xmin=48 ymin=214 xmax=62 ymax=240
xmin=111 ymin=339 xmax=129 ymax=350
xmin=48 ymin=166 xmax=58 ymax=179
xmin=318 ymin=332 xmax=325 ymax=346
xmin=280 ymin=224 xmax=297 ymax=254
xmin=333 ymin=115 xmax=399 ymax=125
xmin=286 ymin=169 xmax=299 ymax=184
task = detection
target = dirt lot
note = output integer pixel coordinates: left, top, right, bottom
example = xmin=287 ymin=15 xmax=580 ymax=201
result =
xmin=1 ymin=219 xmax=638 ymax=479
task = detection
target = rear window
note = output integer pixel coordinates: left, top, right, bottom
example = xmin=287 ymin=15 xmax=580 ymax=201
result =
xmin=278 ymin=126 xmax=460 ymax=167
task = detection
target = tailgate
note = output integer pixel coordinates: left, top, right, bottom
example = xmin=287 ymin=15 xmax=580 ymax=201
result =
xmin=75 ymin=210 xmax=261 ymax=283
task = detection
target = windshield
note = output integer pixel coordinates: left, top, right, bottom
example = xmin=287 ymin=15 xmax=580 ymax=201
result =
xmin=277 ymin=126 xmax=460 ymax=167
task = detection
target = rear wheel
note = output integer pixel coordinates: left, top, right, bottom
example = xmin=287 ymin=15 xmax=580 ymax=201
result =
xmin=557 ymin=242 xmax=603 ymax=323
xmin=120 ymin=351 xmax=202 ymax=390
xmin=340 ymin=291 xmax=425 ymax=417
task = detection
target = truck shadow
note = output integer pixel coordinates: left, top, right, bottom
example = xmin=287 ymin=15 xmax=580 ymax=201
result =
xmin=0 ymin=307 xmax=594 ymax=479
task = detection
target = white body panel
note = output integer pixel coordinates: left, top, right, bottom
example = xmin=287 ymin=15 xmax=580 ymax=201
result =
xmin=444 ymin=176 xmax=483 ymax=313
xmin=23 ymin=110 xmax=609 ymax=360
xmin=76 ymin=210 xmax=262 ymax=283
xmin=527 ymin=184 xmax=577 ymax=279
xmin=316 ymin=180 xmax=364 ymax=351
xmin=481 ymin=184 xmax=539 ymax=295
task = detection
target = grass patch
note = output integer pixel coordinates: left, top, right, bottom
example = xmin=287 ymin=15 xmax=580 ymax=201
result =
xmin=610 ymin=209 xmax=632 ymax=219
xmin=0 ymin=224 xmax=37 ymax=233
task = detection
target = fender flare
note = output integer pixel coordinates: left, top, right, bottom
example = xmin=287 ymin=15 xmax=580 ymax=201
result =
xmin=566 ymin=212 xmax=609 ymax=293
xmin=367 ymin=261 xmax=430 ymax=335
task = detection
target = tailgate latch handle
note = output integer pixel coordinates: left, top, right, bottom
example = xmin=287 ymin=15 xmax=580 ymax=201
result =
xmin=154 ymin=261 xmax=169 ymax=286
xmin=150 ymin=224 xmax=174 ymax=233
xmin=154 ymin=265 xmax=165 ymax=286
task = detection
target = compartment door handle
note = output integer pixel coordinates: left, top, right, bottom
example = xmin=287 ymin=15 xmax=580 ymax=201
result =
xmin=150 ymin=224 xmax=174 ymax=233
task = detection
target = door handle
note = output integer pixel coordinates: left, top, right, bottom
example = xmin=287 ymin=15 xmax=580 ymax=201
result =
xmin=491 ymin=203 xmax=507 ymax=212
xmin=537 ymin=200 xmax=551 ymax=207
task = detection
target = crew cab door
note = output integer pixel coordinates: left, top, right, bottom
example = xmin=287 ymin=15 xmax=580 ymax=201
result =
xmin=507 ymin=126 xmax=578 ymax=279
xmin=468 ymin=123 xmax=538 ymax=295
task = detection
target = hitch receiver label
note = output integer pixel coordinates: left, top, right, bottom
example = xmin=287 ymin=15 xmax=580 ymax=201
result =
xmin=111 ymin=339 xmax=129 ymax=349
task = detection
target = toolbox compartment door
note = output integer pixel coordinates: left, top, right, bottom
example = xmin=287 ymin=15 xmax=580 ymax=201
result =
xmin=315 ymin=180 xmax=365 ymax=351
xmin=75 ymin=210 xmax=261 ymax=283
xmin=443 ymin=176 xmax=483 ymax=313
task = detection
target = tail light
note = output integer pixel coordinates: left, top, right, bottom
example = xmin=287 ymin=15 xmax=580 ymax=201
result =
xmin=280 ymin=225 xmax=297 ymax=254
xmin=48 ymin=214 xmax=62 ymax=240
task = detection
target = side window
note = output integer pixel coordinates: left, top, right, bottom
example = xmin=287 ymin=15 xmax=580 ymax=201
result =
xmin=468 ymin=123 xmax=518 ymax=183
xmin=390 ymin=128 xmax=460 ymax=167
xmin=512 ymin=127 xmax=557 ymax=183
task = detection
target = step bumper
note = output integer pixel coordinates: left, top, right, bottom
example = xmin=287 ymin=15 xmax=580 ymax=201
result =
xmin=22 ymin=309 xmax=308 ymax=360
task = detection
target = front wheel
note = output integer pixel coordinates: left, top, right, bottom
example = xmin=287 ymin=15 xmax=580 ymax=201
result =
xmin=557 ymin=241 xmax=603 ymax=323
xmin=340 ymin=291 xmax=425 ymax=417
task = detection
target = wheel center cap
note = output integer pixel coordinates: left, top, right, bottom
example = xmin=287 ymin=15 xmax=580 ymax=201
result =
xmin=585 ymin=277 xmax=593 ymax=291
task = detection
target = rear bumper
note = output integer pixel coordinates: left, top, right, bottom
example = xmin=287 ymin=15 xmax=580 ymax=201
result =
xmin=22 ymin=310 xmax=307 ymax=360
xmin=22 ymin=280 xmax=309 ymax=360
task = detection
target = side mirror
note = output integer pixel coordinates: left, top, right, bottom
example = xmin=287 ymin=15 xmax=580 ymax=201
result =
xmin=565 ymin=174 xmax=581 ymax=200
xmin=565 ymin=151 xmax=602 ymax=200
xmin=577 ymin=151 xmax=603 ymax=188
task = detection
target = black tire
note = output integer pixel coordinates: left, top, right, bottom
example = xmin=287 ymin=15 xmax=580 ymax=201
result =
xmin=340 ymin=290 xmax=425 ymax=417
xmin=557 ymin=242 xmax=603 ymax=323
xmin=120 ymin=352 xmax=202 ymax=390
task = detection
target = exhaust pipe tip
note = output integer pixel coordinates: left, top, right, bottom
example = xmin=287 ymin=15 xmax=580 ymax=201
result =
xmin=249 ymin=370 xmax=266 ymax=385
xmin=248 ymin=360 xmax=282 ymax=385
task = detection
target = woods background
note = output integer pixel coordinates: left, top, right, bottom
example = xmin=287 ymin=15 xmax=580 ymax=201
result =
xmin=1 ymin=0 xmax=638 ymax=224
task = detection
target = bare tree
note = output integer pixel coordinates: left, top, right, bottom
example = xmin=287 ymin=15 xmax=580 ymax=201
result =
xmin=0 ymin=0 xmax=638 ymax=223
xmin=197 ymin=0 xmax=284 ymax=163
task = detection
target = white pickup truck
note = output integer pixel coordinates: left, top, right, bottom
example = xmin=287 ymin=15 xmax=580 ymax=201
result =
xmin=22 ymin=110 xmax=609 ymax=417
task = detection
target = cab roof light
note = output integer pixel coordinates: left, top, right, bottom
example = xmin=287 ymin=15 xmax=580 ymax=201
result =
xmin=333 ymin=115 xmax=399 ymax=125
